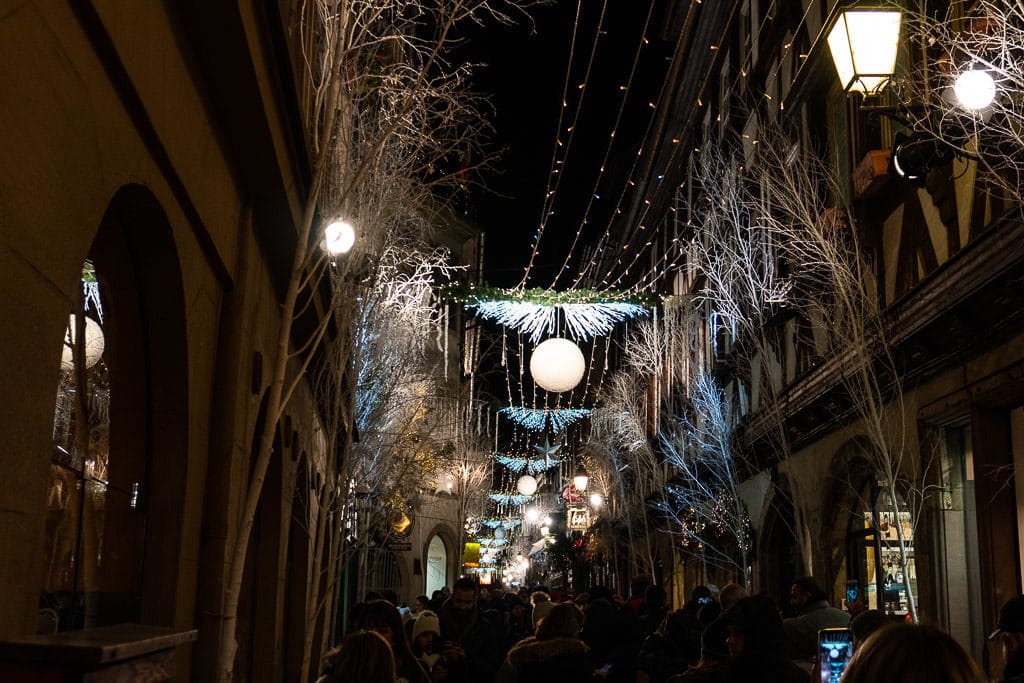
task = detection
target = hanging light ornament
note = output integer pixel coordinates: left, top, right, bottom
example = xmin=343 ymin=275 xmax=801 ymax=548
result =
xmin=493 ymin=526 xmax=506 ymax=540
xmin=954 ymin=69 xmax=996 ymax=111
xmin=60 ymin=314 xmax=105 ymax=371
xmin=323 ymin=219 xmax=356 ymax=254
xmin=500 ymin=406 xmax=591 ymax=432
xmin=516 ymin=475 xmax=539 ymax=496
xmin=530 ymin=337 xmax=586 ymax=393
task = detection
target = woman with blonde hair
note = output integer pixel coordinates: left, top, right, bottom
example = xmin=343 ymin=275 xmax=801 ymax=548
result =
xmin=840 ymin=622 xmax=983 ymax=683
xmin=318 ymin=630 xmax=396 ymax=683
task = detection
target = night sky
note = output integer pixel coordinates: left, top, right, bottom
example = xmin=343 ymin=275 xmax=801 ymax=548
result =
xmin=467 ymin=1 xmax=672 ymax=289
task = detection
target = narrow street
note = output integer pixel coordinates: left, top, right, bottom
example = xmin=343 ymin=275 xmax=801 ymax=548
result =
xmin=1 ymin=1 xmax=1023 ymax=681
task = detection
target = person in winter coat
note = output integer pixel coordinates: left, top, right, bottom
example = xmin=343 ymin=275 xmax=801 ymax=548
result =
xmin=720 ymin=596 xmax=809 ymax=683
xmin=496 ymin=602 xmax=590 ymax=683
xmin=437 ymin=577 xmax=504 ymax=682
xmin=411 ymin=610 xmax=449 ymax=681
xmin=637 ymin=609 xmax=695 ymax=683
xmin=988 ymin=596 xmax=1024 ymax=683
xmin=781 ymin=577 xmax=850 ymax=662
xmin=672 ymin=618 xmax=732 ymax=683
xmin=354 ymin=599 xmax=430 ymax=683
xmin=581 ymin=596 xmax=640 ymax=682
xmin=318 ymin=630 xmax=397 ymax=683
xmin=531 ymin=590 xmax=555 ymax=631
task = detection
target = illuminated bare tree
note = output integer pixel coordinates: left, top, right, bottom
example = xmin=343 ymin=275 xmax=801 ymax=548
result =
xmin=655 ymin=370 xmax=753 ymax=581
xmin=216 ymin=1 xmax=541 ymax=676
xmin=685 ymin=142 xmax=817 ymax=575
xmin=587 ymin=302 xmax=699 ymax=580
xmin=892 ymin=0 xmax=1024 ymax=204
xmin=589 ymin=368 xmax=664 ymax=579
xmin=751 ymin=126 xmax=929 ymax=621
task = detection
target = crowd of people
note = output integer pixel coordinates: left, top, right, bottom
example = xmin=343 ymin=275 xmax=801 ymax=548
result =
xmin=315 ymin=575 xmax=1024 ymax=683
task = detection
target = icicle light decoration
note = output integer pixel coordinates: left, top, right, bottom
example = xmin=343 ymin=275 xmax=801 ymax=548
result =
xmin=488 ymin=492 xmax=533 ymax=505
xmin=444 ymin=286 xmax=656 ymax=343
xmin=481 ymin=517 xmax=521 ymax=529
xmin=499 ymin=406 xmax=591 ymax=432
xmin=493 ymin=453 xmax=560 ymax=474
xmin=478 ymin=537 xmax=511 ymax=547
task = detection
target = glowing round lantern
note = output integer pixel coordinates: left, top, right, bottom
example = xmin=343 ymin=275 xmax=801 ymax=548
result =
xmin=954 ymin=69 xmax=996 ymax=111
xmin=60 ymin=315 xmax=105 ymax=371
xmin=493 ymin=526 xmax=506 ymax=540
xmin=529 ymin=337 xmax=585 ymax=393
xmin=323 ymin=219 xmax=356 ymax=254
xmin=516 ymin=475 xmax=538 ymax=496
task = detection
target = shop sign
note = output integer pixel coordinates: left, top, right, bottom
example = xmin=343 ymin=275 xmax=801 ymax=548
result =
xmin=567 ymin=506 xmax=590 ymax=531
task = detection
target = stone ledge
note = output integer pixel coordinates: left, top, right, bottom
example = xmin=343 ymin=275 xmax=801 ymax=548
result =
xmin=0 ymin=624 xmax=196 ymax=665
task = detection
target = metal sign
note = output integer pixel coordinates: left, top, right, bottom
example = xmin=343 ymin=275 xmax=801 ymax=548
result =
xmin=567 ymin=506 xmax=590 ymax=531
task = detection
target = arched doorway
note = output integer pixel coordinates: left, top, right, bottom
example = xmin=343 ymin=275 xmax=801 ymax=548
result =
xmin=426 ymin=535 xmax=448 ymax=597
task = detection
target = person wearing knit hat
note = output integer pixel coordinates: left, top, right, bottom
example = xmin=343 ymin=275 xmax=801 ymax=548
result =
xmin=531 ymin=591 xmax=555 ymax=630
xmin=411 ymin=610 xmax=444 ymax=677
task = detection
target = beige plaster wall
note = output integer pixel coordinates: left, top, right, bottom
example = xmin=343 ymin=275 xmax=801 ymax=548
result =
xmin=0 ymin=0 xmax=307 ymax=653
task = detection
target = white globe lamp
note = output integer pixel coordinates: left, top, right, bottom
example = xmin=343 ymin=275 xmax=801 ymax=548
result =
xmin=61 ymin=315 xmax=105 ymax=371
xmin=525 ymin=507 xmax=540 ymax=524
xmin=323 ymin=219 xmax=356 ymax=254
xmin=493 ymin=526 xmax=506 ymax=540
xmin=530 ymin=337 xmax=586 ymax=393
xmin=516 ymin=475 xmax=538 ymax=496
xmin=954 ymin=69 xmax=996 ymax=111
xmin=590 ymin=492 xmax=604 ymax=508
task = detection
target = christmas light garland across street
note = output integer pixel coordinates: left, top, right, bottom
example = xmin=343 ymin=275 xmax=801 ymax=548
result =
xmin=443 ymin=286 xmax=656 ymax=343
xmin=499 ymin=406 xmax=592 ymax=432
xmin=488 ymin=492 xmax=534 ymax=506
xmin=480 ymin=517 xmax=521 ymax=529
xmin=494 ymin=453 xmax=562 ymax=474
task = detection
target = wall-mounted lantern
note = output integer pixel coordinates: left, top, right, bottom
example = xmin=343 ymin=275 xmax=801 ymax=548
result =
xmin=826 ymin=7 xmax=902 ymax=94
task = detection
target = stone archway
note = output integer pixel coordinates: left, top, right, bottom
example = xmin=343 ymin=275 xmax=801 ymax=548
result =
xmin=40 ymin=184 xmax=190 ymax=631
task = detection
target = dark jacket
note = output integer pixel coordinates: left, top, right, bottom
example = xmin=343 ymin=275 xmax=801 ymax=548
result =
xmin=721 ymin=597 xmax=810 ymax=683
xmin=438 ymin=602 xmax=503 ymax=682
xmin=637 ymin=631 xmax=692 ymax=683
xmin=782 ymin=600 xmax=850 ymax=661
xmin=1004 ymin=647 xmax=1024 ymax=683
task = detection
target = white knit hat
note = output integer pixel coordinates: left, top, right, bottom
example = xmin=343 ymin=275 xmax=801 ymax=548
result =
xmin=412 ymin=611 xmax=441 ymax=641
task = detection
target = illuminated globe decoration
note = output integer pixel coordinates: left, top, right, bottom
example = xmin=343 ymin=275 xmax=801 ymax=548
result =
xmin=60 ymin=315 xmax=105 ymax=371
xmin=530 ymin=337 xmax=586 ymax=393
xmin=323 ymin=219 xmax=356 ymax=254
xmin=516 ymin=475 xmax=538 ymax=496
xmin=954 ymin=69 xmax=996 ymax=111
xmin=493 ymin=526 xmax=506 ymax=540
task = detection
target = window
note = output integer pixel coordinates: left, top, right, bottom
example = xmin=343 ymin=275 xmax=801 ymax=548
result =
xmin=426 ymin=536 xmax=448 ymax=597
xmin=847 ymin=481 xmax=918 ymax=617
xmin=42 ymin=262 xmax=147 ymax=633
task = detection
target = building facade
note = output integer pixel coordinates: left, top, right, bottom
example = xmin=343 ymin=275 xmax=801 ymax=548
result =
xmin=631 ymin=0 xmax=1023 ymax=675
xmin=0 ymin=2 xmax=473 ymax=681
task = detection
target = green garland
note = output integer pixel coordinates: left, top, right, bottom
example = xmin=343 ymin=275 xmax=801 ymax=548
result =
xmin=441 ymin=284 xmax=661 ymax=308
